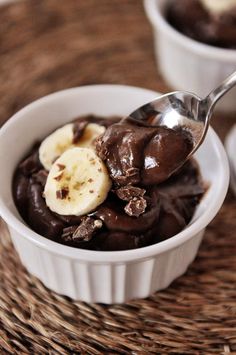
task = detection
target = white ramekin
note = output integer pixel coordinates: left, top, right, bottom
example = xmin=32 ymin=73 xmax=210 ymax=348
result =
xmin=0 ymin=85 xmax=229 ymax=303
xmin=225 ymin=125 xmax=236 ymax=196
xmin=144 ymin=0 xmax=236 ymax=113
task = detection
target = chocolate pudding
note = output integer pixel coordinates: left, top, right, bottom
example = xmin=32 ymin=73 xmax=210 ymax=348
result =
xmin=13 ymin=115 xmax=205 ymax=251
xmin=166 ymin=0 xmax=236 ymax=49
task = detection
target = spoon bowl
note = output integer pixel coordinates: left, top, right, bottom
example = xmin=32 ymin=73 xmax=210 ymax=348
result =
xmin=130 ymin=90 xmax=204 ymax=157
xmin=129 ymin=70 xmax=236 ymax=163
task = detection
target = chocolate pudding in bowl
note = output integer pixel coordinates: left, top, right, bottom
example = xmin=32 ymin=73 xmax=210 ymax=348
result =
xmin=144 ymin=0 xmax=236 ymax=113
xmin=0 ymin=85 xmax=229 ymax=303
xmin=166 ymin=0 xmax=236 ymax=49
xmin=13 ymin=114 xmax=204 ymax=251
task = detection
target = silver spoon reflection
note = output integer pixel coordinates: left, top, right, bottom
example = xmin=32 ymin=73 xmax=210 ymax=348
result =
xmin=129 ymin=71 xmax=236 ymax=168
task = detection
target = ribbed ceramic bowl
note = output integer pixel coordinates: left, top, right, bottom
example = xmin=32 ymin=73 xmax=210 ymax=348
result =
xmin=144 ymin=0 xmax=236 ymax=113
xmin=0 ymin=85 xmax=229 ymax=303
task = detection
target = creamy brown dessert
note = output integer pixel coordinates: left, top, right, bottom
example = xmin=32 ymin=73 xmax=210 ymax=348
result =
xmin=13 ymin=115 xmax=204 ymax=251
xmin=166 ymin=0 xmax=236 ymax=49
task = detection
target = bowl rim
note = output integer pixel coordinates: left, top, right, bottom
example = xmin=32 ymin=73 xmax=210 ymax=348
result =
xmin=225 ymin=125 xmax=236 ymax=195
xmin=0 ymin=84 xmax=230 ymax=263
xmin=144 ymin=0 xmax=236 ymax=61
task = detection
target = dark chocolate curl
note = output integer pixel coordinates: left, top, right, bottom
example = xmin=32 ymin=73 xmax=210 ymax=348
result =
xmin=72 ymin=121 xmax=88 ymax=144
xmin=124 ymin=197 xmax=147 ymax=217
xmin=62 ymin=217 xmax=103 ymax=243
xmin=94 ymin=190 xmax=160 ymax=233
xmin=116 ymin=186 xmax=146 ymax=201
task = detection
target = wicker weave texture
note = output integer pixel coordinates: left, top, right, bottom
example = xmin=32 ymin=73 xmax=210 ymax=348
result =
xmin=0 ymin=1 xmax=236 ymax=354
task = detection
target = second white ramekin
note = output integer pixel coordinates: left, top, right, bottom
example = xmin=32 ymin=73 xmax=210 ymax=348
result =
xmin=0 ymin=85 xmax=229 ymax=303
xmin=144 ymin=0 xmax=236 ymax=113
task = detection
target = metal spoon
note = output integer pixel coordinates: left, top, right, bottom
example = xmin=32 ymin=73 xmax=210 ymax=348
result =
xmin=129 ymin=71 xmax=236 ymax=159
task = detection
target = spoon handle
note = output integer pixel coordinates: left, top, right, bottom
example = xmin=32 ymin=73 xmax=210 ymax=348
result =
xmin=205 ymin=71 xmax=236 ymax=112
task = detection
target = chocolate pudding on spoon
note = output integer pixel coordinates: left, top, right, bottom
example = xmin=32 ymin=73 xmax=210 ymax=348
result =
xmin=129 ymin=70 xmax=236 ymax=165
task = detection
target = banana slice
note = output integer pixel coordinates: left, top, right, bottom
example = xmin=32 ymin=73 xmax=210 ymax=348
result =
xmin=44 ymin=147 xmax=111 ymax=216
xmin=39 ymin=123 xmax=105 ymax=171
xmin=200 ymin=0 xmax=236 ymax=14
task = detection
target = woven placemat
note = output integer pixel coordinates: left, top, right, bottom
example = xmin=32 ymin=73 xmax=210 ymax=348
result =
xmin=0 ymin=1 xmax=236 ymax=354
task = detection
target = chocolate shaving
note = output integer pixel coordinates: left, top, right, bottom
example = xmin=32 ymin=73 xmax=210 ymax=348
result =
xmin=72 ymin=121 xmax=88 ymax=144
xmin=54 ymin=172 xmax=63 ymax=181
xmin=56 ymin=187 xmax=69 ymax=199
xmin=62 ymin=217 xmax=103 ymax=242
xmin=61 ymin=225 xmax=78 ymax=239
xmin=95 ymin=136 xmax=108 ymax=160
xmin=57 ymin=163 xmax=65 ymax=171
xmin=115 ymin=167 xmax=140 ymax=186
xmin=124 ymin=197 xmax=147 ymax=217
xmin=116 ymin=186 xmax=146 ymax=201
